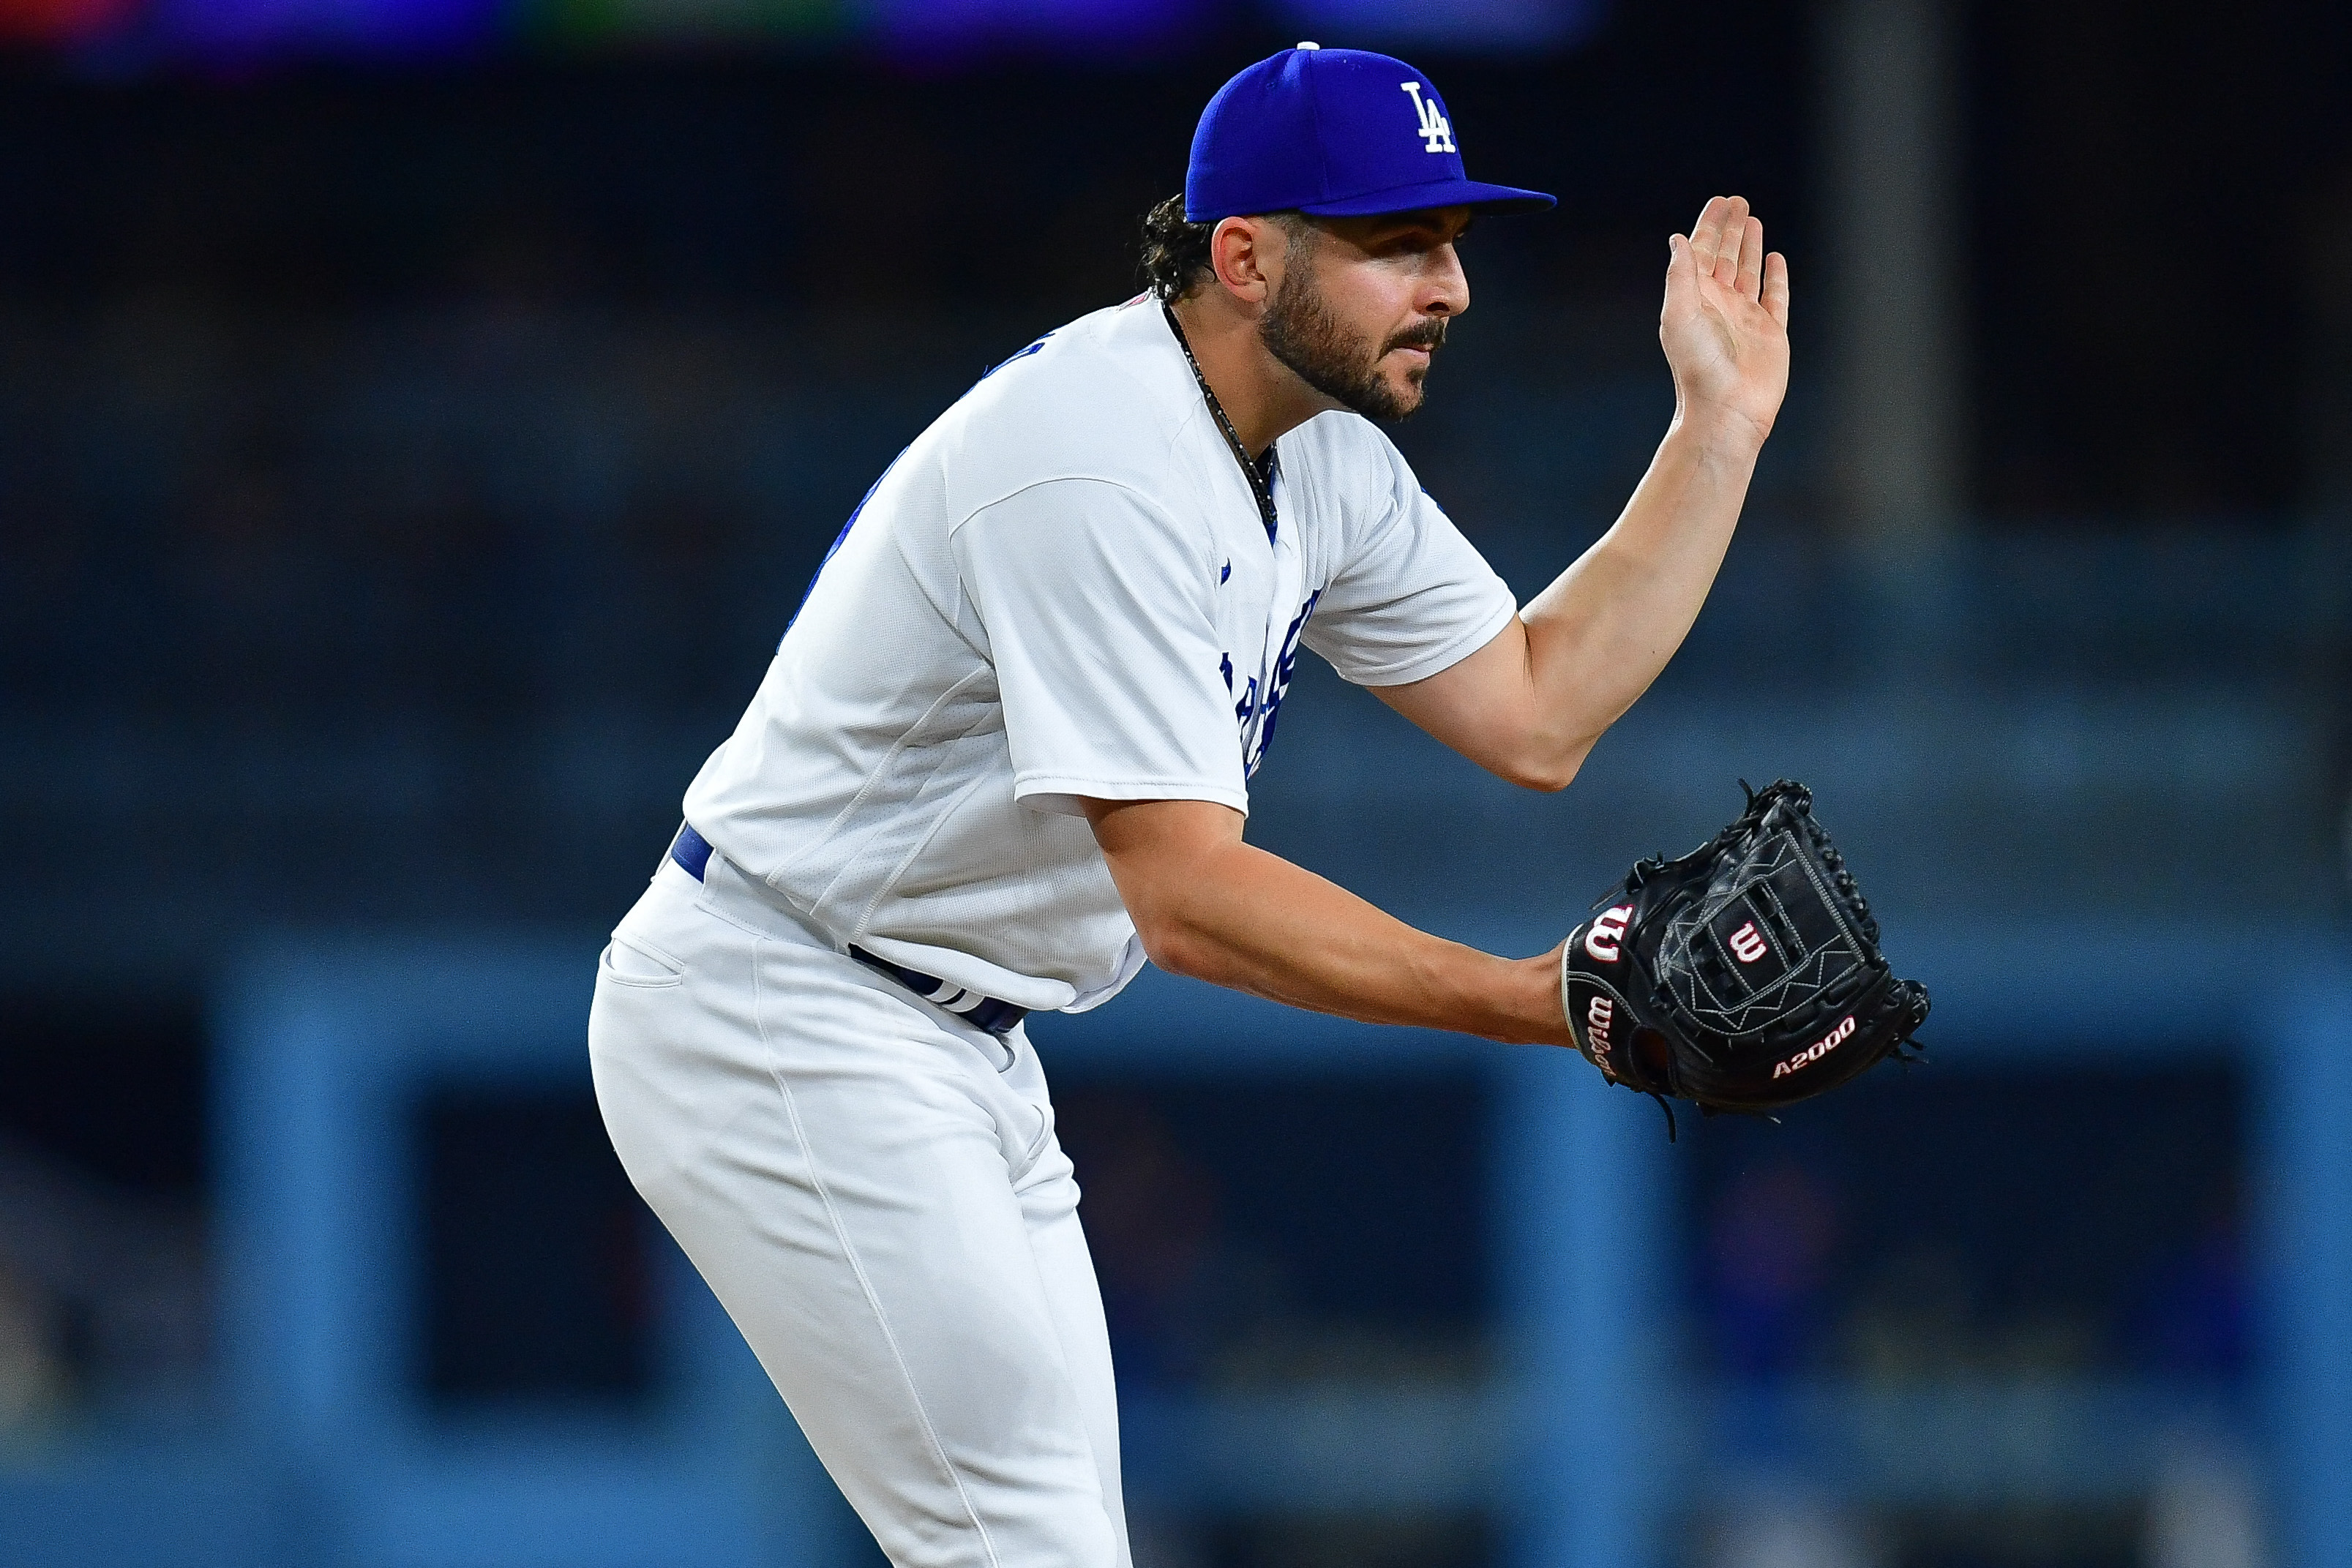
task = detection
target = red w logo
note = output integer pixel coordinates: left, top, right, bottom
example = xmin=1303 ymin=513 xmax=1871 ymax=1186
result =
xmin=1584 ymin=904 xmax=1633 ymax=963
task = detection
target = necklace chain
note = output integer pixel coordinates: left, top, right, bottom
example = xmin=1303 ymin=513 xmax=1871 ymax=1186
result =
xmin=1164 ymin=305 xmax=1278 ymax=544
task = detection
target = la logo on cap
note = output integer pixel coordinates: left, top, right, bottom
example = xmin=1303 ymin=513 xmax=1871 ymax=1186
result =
xmin=1399 ymin=82 xmax=1456 ymax=154
xmin=1183 ymin=45 xmax=1553 ymax=223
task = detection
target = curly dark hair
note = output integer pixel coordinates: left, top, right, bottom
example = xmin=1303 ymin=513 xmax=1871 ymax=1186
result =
xmin=1138 ymin=195 xmax=1213 ymax=301
xmin=1138 ymin=195 xmax=1310 ymax=301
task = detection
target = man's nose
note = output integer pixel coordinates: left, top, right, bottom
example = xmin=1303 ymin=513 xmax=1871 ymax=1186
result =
xmin=1424 ymin=247 xmax=1469 ymax=316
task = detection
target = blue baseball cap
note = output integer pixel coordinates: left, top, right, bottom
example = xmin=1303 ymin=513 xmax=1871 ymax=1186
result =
xmin=1185 ymin=44 xmax=1555 ymax=223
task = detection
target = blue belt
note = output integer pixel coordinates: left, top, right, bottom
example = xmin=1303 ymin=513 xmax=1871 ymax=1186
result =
xmin=667 ymin=824 xmax=1030 ymax=1038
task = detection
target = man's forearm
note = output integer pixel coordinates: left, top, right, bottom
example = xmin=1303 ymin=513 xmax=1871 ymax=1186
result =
xmin=1087 ymin=800 xmax=1566 ymax=1046
xmin=1367 ymin=411 xmax=1767 ymax=793
xmin=1520 ymin=412 xmax=1764 ymax=746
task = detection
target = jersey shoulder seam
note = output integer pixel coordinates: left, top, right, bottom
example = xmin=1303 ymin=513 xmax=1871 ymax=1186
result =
xmin=944 ymin=471 xmax=1195 ymax=544
xmin=942 ymin=317 xmax=1210 ymax=539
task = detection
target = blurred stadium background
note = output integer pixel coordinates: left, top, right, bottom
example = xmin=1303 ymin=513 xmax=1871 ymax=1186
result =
xmin=1 ymin=0 xmax=2349 ymax=1565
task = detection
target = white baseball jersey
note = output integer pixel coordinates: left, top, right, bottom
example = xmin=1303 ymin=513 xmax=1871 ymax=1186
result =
xmin=682 ymin=296 xmax=1518 ymax=1013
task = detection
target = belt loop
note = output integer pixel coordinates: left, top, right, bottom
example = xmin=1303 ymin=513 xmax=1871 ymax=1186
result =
xmin=669 ymin=822 xmax=715 ymax=881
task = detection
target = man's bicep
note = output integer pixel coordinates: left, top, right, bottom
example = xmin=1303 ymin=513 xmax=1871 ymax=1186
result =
xmin=1370 ymin=615 xmax=1588 ymax=792
xmin=1080 ymin=796 xmax=1248 ymax=959
xmin=1082 ymin=795 xmax=1246 ymax=866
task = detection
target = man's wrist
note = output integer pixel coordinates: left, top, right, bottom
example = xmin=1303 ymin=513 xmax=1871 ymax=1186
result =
xmin=1666 ymin=400 xmax=1772 ymax=462
xmin=1495 ymin=950 xmax=1573 ymax=1048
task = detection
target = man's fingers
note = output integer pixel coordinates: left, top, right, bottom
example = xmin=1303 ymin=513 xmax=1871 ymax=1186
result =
xmin=1712 ymin=196 xmax=1750 ymax=288
xmin=1663 ymin=232 xmax=1695 ymax=306
xmin=1682 ymin=199 xmax=1786 ymax=321
xmin=1688 ymin=195 xmax=1733 ymax=275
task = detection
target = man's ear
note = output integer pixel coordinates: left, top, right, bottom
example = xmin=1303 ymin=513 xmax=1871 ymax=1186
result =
xmin=1208 ymin=216 xmax=1281 ymax=307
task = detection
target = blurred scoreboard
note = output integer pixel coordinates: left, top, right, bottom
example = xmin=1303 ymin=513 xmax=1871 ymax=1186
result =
xmin=0 ymin=0 xmax=1604 ymax=64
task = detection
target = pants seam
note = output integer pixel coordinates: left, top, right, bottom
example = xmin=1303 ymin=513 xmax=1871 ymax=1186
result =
xmin=751 ymin=934 xmax=1006 ymax=1568
xmin=1009 ymin=1141 xmax=1124 ymax=1565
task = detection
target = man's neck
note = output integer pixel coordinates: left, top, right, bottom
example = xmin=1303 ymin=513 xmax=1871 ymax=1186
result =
xmin=1167 ymin=292 xmax=1331 ymax=460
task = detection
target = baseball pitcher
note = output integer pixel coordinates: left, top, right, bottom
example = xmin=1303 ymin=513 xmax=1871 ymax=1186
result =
xmin=589 ymin=44 xmax=1922 ymax=1568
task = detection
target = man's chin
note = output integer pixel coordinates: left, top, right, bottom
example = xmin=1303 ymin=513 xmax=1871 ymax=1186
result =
xmin=1379 ymin=371 xmax=1431 ymax=421
xmin=1341 ymin=386 xmax=1425 ymax=423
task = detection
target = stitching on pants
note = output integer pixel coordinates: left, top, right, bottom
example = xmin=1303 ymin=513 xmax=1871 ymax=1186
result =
xmin=1001 ymin=1149 xmax=1125 ymax=1566
xmin=751 ymin=936 xmax=1005 ymax=1568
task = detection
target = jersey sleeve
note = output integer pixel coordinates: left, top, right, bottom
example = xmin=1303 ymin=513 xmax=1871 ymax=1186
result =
xmin=1299 ymin=440 xmax=1519 ymax=688
xmin=953 ymin=477 xmax=1249 ymax=818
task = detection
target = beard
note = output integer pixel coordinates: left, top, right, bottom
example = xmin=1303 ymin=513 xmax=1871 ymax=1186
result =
xmin=1258 ymin=261 xmax=1447 ymax=423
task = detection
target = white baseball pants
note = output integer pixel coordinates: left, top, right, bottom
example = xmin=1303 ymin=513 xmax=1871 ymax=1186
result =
xmin=588 ymin=852 xmax=1133 ymax=1568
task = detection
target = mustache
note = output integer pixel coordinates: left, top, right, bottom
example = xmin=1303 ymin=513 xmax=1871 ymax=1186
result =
xmin=1384 ymin=318 xmax=1449 ymax=355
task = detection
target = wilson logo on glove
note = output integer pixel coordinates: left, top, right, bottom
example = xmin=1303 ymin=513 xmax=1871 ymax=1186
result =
xmin=1729 ymin=920 xmax=1768 ymax=963
xmin=1584 ymin=904 xmax=1633 ymax=962
xmin=1772 ymin=1015 xmax=1857 ymax=1079
xmin=1584 ymin=994 xmax=1617 ymax=1067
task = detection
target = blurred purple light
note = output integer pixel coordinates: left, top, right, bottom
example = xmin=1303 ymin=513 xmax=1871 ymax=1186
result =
xmin=151 ymin=0 xmax=503 ymax=61
xmin=865 ymin=0 xmax=1603 ymax=66
xmin=866 ymin=0 xmax=1213 ymax=62
xmin=1272 ymin=0 xmax=1603 ymax=50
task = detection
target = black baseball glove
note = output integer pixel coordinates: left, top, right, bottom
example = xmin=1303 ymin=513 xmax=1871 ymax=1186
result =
xmin=1560 ymin=779 xmax=1929 ymax=1138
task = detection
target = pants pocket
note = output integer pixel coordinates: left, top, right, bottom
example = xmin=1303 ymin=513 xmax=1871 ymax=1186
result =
xmin=600 ymin=932 xmax=686 ymax=989
xmin=1000 ymin=1101 xmax=1060 ymax=1187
